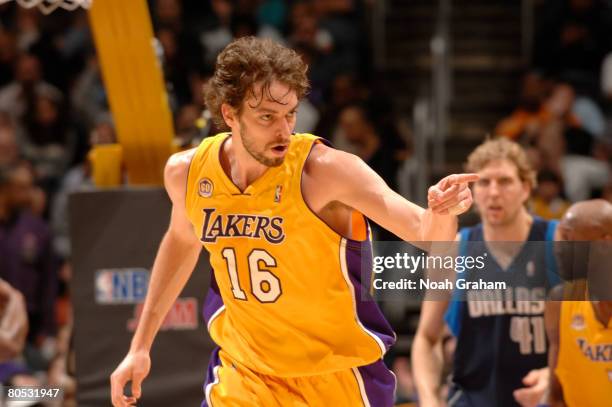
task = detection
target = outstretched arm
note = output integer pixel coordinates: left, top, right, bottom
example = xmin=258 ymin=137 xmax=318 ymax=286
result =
xmin=110 ymin=149 xmax=203 ymax=407
xmin=307 ymin=144 xmax=477 ymax=242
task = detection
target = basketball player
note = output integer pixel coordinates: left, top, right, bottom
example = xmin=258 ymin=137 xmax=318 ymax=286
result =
xmin=109 ymin=37 xmax=478 ymax=407
xmin=412 ymin=138 xmax=560 ymax=407
xmin=546 ymin=199 xmax=612 ymax=407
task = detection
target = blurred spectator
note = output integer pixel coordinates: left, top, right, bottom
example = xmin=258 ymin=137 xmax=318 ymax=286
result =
xmin=200 ymin=0 xmax=284 ymax=66
xmin=293 ymin=98 xmax=319 ymax=134
xmin=336 ymin=103 xmax=405 ymax=190
xmin=290 ymin=1 xmax=333 ymax=55
xmin=51 ymin=115 xmax=114 ymax=259
xmin=534 ymin=0 xmax=612 ymax=94
xmin=0 ymin=114 xmax=19 ymax=170
xmin=0 ymin=28 xmax=17 ymax=87
xmin=0 ymin=162 xmax=59 ymax=368
xmin=154 ymin=0 xmax=183 ymax=32
xmin=603 ymin=51 xmax=612 ymax=99
xmin=55 ymin=10 xmax=90 ymax=65
xmin=154 ymin=0 xmax=203 ymax=56
xmin=188 ymin=64 xmax=213 ymax=108
xmin=257 ymin=0 xmax=287 ymax=33
xmin=533 ymin=83 xmax=611 ymax=201
xmin=601 ymin=52 xmax=612 ymax=146
xmin=315 ymin=72 xmax=366 ymax=138
xmin=174 ymin=104 xmax=202 ymax=148
xmin=200 ymin=0 xmax=236 ymax=64
xmin=0 ymin=53 xmax=62 ymax=122
xmin=157 ymin=27 xmax=193 ymax=108
xmin=153 ymin=0 xmax=203 ymax=108
xmin=530 ymin=170 xmax=571 ymax=219
xmin=21 ymin=91 xmax=76 ymax=197
xmin=14 ymin=6 xmax=70 ymax=89
xmin=561 ymin=154 xmax=610 ymax=201
xmin=0 ymin=278 xmax=28 ymax=363
xmin=71 ymin=53 xmax=107 ymax=129
xmin=288 ymin=1 xmax=336 ymax=95
xmin=495 ymin=73 xmax=580 ymax=142
xmin=14 ymin=7 xmax=41 ymax=53
xmin=496 ymin=75 xmax=611 ymax=202
xmin=313 ymin=0 xmax=363 ymax=75
xmin=231 ymin=12 xmax=258 ymax=39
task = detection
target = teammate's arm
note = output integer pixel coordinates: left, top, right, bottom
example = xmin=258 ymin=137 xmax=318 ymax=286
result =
xmin=545 ymin=286 xmax=567 ymax=407
xmin=110 ymin=149 xmax=203 ymax=407
xmin=307 ymin=145 xmax=476 ymax=242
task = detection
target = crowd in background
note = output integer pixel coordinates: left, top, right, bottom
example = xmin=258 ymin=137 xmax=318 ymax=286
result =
xmin=0 ymin=0 xmax=611 ymax=405
xmin=497 ymin=0 xmax=612 ymax=220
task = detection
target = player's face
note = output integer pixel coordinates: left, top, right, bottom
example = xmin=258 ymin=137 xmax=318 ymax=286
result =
xmin=236 ymin=81 xmax=298 ymax=167
xmin=473 ymin=159 xmax=531 ymax=226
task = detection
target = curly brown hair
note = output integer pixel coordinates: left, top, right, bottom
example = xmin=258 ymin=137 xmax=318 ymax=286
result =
xmin=465 ymin=137 xmax=537 ymax=188
xmin=204 ymin=36 xmax=310 ymax=130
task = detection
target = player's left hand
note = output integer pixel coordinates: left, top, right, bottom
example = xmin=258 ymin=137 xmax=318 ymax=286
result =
xmin=513 ymin=367 xmax=549 ymax=407
xmin=428 ymin=173 xmax=479 ymax=215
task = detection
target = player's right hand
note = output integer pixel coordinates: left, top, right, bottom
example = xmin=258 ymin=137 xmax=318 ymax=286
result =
xmin=428 ymin=173 xmax=478 ymax=216
xmin=110 ymin=350 xmax=151 ymax=407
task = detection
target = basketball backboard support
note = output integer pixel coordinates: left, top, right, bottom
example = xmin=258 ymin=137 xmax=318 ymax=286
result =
xmin=0 ymin=0 xmax=91 ymax=15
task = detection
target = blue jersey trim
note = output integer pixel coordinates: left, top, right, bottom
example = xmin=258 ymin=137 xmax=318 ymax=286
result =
xmin=444 ymin=228 xmax=471 ymax=337
xmin=545 ymin=220 xmax=561 ymax=286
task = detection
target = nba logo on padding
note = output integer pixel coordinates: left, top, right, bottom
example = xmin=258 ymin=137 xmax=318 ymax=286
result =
xmin=95 ymin=268 xmax=150 ymax=304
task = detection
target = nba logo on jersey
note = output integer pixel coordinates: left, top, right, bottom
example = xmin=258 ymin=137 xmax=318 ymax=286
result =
xmin=199 ymin=178 xmax=214 ymax=198
xmin=571 ymin=314 xmax=585 ymax=331
xmin=274 ymin=185 xmax=283 ymax=203
xmin=608 ymin=370 xmax=612 ymax=382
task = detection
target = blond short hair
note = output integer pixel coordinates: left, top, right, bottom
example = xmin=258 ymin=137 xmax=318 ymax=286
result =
xmin=465 ymin=137 xmax=537 ymax=188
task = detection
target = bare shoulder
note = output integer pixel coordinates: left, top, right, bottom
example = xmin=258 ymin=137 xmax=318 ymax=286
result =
xmin=303 ymin=142 xmax=335 ymax=173
xmin=303 ymin=142 xmax=392 ymax=210
xmin=164 ymin=148 xmax=197 ymax=203
xmin=165 ymin=148 xmax=196 ymax=181
xmin=304 ymin=142 xmax=364 ymax=183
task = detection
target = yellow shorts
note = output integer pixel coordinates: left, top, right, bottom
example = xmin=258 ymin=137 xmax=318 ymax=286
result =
xmin=202 ymin=348 xmax=396 ymax=407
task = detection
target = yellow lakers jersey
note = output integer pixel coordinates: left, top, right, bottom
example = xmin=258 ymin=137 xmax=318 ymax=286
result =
xmin=185 ymin=133 xmax=395 ymax=377
xmin=556 ymin=301 xmax=612 ymax=406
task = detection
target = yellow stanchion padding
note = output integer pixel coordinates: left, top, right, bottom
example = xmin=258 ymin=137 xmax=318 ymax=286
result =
xmin=88 ymin=144 xmax=124 ymax=188
xmin=88 ymin=0 xmax=175 ymax=185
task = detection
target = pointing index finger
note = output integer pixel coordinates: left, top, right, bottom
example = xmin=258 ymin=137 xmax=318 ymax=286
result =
xmin=450 ymin=173 xmax=479 ymax=185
